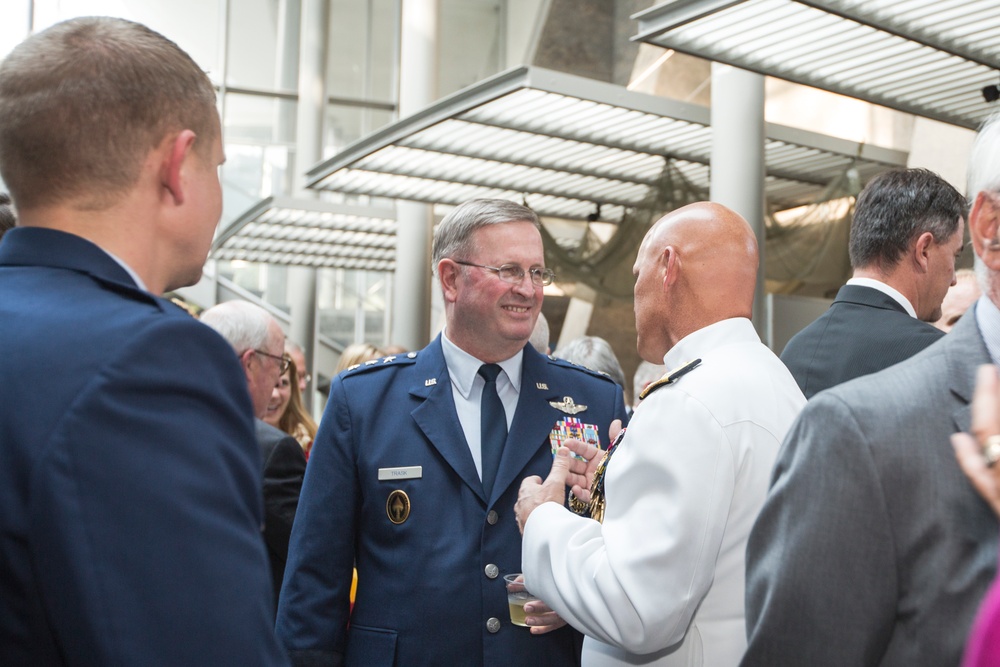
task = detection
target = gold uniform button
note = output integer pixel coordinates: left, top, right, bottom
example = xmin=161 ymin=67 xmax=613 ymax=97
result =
xmin=486 ymin=617 xmax=501 ymax=633
xmin=487 ymin=510 xmax=499 ymax=525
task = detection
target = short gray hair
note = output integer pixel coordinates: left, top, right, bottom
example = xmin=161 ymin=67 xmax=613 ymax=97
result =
xmin=553 ymin=336 xmax=626 ymax=390
xmin=201 ymin=300 xmax=273 ymax=354
xmin=431 ymin=199 xmax=540 ymax=264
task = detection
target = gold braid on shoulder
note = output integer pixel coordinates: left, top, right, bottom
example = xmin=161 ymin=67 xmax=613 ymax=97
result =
xmin=569 ymin=359 xmax=702 ymax=523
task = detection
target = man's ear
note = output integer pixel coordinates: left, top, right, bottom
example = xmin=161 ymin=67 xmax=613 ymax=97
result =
xmin=662 ymin=246 xmax=679 ymax=290
xmin=239 ymin=348 xmax=256 ymax=384
xmin=913 ymin=231 xmax=935 ymax=273
xmin=438 ymin=259 xmax=461 ymax=303
xmin=161 ymin=130 xmax=198 ymax=205
xmin=971 ymin=192 xmax=1000 ymax=269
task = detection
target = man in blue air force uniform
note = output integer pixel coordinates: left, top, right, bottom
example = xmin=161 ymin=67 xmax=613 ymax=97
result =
xmin=0 ymin=18 xmax=286 ymax=666
xmin=276 ymin=199 xmax=629 ymax=666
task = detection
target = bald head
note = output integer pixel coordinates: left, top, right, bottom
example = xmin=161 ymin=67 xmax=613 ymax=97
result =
xmin=632 ymin=202 xmax=758 ymax=361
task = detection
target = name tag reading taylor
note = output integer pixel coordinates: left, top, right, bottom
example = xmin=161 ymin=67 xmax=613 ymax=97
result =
xmin=378 ymin=466 xmax=423 ymax=481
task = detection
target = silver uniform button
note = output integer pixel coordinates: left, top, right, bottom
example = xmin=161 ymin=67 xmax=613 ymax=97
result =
xmin=484 ymin=563 xmax=499 ymax=579
xmin=487 ymin=617 xmax=501 ymax=633
xmin=487 ymin=510 xmax=499 ymax=525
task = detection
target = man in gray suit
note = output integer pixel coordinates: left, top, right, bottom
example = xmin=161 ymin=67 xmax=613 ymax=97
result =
xmin=780 ymin=168 xmax=966 ymax=398
xmin=742 ymin=115 xmax=1000 ymax=666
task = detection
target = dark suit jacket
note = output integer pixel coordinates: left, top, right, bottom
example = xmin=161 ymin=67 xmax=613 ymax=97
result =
xmin=256 ymin=419 xmax=307 ymax=606
xmin=0 ymin=228 xmax=287 ymax=666
xmin=744 ymin=309 xmax=997 ymax=666
xmin=275 ymin=336 xmax=629 ymax=667
xmin=780 ymin=284 xmax=944 ymax=398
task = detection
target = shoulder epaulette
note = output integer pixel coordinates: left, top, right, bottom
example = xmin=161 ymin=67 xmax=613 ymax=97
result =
xmin=638 ymin=358 xmax=702 ymax=400
xmin=342 ymin=351 xmax=418 ymax=377
xmin=546 ymin=355 xmax=617 ymax=383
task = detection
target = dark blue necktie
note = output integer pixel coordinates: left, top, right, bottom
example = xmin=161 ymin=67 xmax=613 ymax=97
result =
xmin=478 ymin=363 xmax=507 ymax=498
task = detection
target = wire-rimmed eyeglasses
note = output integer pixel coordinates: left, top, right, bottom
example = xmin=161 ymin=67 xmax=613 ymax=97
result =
xmin=254 ymin=349 xmax=292 ymax=374
xmin=453 ymin=260 xmax=555 ymax=287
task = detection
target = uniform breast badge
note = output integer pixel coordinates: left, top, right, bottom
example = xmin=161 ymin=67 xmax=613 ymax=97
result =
xmin=572 ymin=358 xmax=703 ymax=523
xmin=549 ymin=396 xmax=587 ymax=414
xmin=386 ymin=490 xmax=411 ymax=524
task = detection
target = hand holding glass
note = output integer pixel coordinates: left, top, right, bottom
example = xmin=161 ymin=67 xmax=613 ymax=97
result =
xmin=504 ymin=574 xmax=540 ymax=627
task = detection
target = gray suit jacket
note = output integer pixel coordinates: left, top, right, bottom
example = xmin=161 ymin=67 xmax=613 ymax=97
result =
xmin=743 ymin=309 xmax=998 ymax=666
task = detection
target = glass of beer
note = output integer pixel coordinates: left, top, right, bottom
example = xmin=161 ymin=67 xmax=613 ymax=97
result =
xmin=503 ymin=573 xmax=539 ymax=627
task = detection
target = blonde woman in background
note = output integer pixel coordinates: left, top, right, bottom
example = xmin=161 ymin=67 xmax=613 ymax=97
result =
xmin=265 ymin=359 xmax=318 ymax=459
xmin=334 ymin=342 xmax=384 ymax=374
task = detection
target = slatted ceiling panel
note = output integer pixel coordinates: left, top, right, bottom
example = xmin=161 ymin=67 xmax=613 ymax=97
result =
xmin=406 ymin=122 xmax=666 ymax=184
xmin=357 ymin=146 xmax=654 ymax=206
xmin=307 ymin=66 xmax=907 ymax=218
xmin=210 ymin=197 xmax=399 ymax=269
xmin=635 ymin=0 xmax=1000 ymax=130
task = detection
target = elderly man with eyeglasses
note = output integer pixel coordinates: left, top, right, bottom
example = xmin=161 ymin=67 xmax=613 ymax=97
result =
xmin=202 ymin=300 xmax=308 ymax=610
xmin=276 ymin=199 xmax=628 ymax=667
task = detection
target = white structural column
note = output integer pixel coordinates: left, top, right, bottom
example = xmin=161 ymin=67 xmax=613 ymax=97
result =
xmin=288 ymin=0 xmax=328 ymax=410
xmin=710 ymin=63 xmax=768 ymax=343
xmin=392 ymin=0 xmax=439 ymax=350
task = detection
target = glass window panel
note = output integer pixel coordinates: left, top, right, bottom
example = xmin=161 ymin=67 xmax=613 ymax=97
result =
xmin=227 ymin=0 xmax=282 ymax=89
xmin=328 ymin=0 xmax=398 ymax=104
xmin=30 ymin=0 xmax=223 ymax=81
xmin=363 ymin=271 xmax=388 ymax=341
xmin=224 ymin=93 xmax=285 ymax=144
xmin=324 ymin=104 xmax=395 ymax=156
xmin=318 ymin=268 xmax=361 ymax=347
xmin=439 ymin=0 xmax=503 ymax=96
xmin=221 ymin=143 xmax=265 ymax=227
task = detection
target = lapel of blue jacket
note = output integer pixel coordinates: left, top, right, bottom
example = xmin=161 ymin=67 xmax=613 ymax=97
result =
xmin=410 ymin=336 xmax=488 ymax=503
xmin=488 ymin=345 xmax=565 ymax=507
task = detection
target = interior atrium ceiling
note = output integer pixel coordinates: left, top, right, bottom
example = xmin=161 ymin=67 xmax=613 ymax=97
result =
xmin=211 ymin=197 xmax=397 ymax=270
xmin=305 ymin=66 xmax=908 ymax=223
xmin=633 ymin=0 xmax=1000 ymax=131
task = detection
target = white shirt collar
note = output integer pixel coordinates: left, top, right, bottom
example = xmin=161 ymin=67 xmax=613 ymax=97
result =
xmin=663 ymin=317 xmax=760 ymax=370
xmin=441 ymin=328 xmax=523 ymax=398
xmin=102 ymin=248 xmax=149 ymax=292
xmin=846 ymin=277 xmax=916 ymax=318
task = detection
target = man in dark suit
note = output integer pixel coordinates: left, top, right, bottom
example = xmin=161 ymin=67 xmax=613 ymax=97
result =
xmin=202 ymin=300 xmax=309 ymax=604
xmin=276 ymin=199 xmax=629 ymax=667
xmin=780 ymin=168 xmax=967 ymax=398
xmin=0 ymin=17 xmax=287 ymax=666
xmin=742 ymin=114 xmax=1000 ymax=666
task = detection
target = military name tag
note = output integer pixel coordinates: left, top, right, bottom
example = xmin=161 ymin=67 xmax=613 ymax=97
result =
xmin=378 ymin=466 xmax=423 ymax=481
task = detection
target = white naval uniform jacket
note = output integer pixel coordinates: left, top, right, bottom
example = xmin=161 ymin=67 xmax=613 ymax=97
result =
xmin=522 ymin=318 xmax=806 ymax=667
